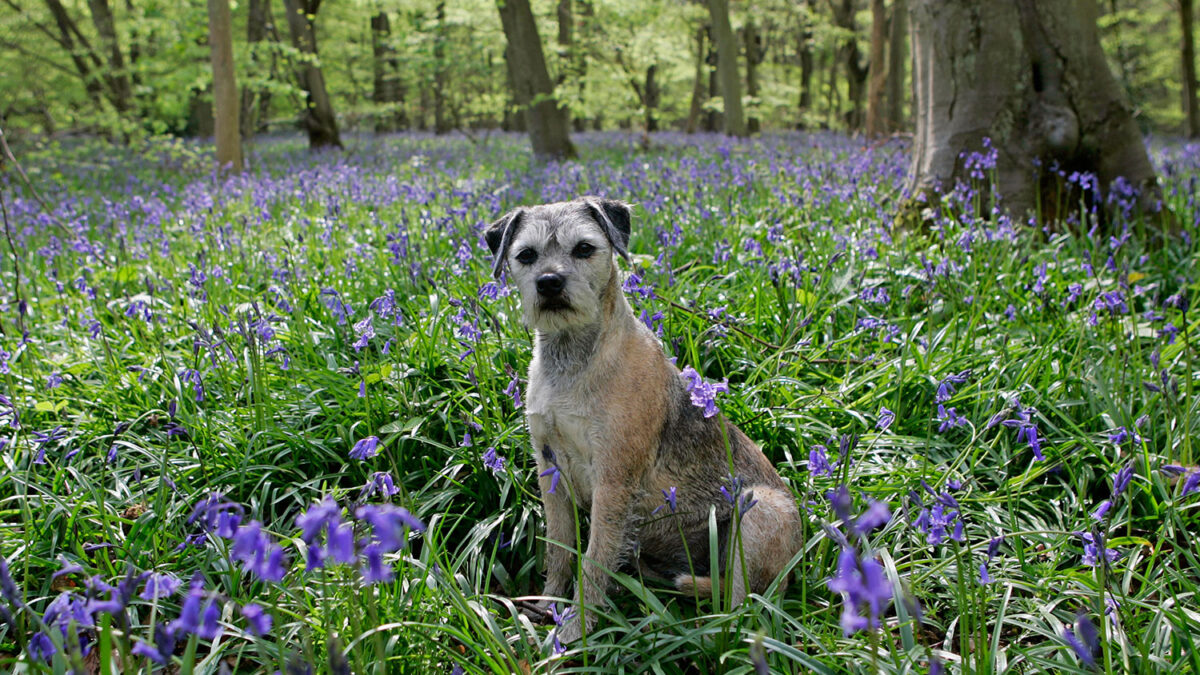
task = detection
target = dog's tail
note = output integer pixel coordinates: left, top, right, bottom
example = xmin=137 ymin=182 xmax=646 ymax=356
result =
xmin=674 ymin=574 xmax=713 ymax=596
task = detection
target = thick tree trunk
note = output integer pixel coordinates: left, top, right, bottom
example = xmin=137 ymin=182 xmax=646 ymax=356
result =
xmin=281 ymin=0 xmax=342 ymax=149
xmin=240 ymin=0 xmax=274 ymax=139
xmin=496 ymin=0 xmax=576 ymax=159
xmin=886 ymin=0 xmax=906 ymax=131
xmin=686 ymin=26 xmax=707 ymax=133
xmin=865 ymin=0 xmax=888 ymax=137
xmin=907 ymin=0 xmax=1157 ymax=222
xmin=744 ymin=19 xmax=763 ymax=135
xmin=433 ymin=1 xmax=450 ymax=134
xmin=707 ymin=0 xmax=745 ymax=137
xmin=1182 ymin=0 xmax=1200 ymax=138
xmin=207 ymin=0 xmax=242 ymax=172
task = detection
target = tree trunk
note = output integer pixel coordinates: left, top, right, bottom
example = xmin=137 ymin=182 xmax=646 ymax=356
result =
xmin=644 ymin=64 xmax=659 ymax=132
xmin=886 ymin=0 xmax=906 ymax=131
xmin=371 ymin=12 xmax=407 ymax=132
xmin=1182 ymin=0 xmax=1200 ymax=138
xmin=207 ymin=0 xmax=242 ymax=172
xmin=42 ymin=0 xmax=107 ymax=108
xmin=496 ymin=0 xmax=576 ymax=159
xmin=907 ymin=0 xmax=1157 ymax=222
xmin=87 ymin=0 xmax=132 ymax=113
xmin=573 ymin=0 xmax=593 ymax=131
xmin=281 ymin=0 xmax=342 ymax=149
xmin=865 ymin=0 xmax=888 ymax=137
xmin=707 ymin=0 xmax=745 ymax=137
xmin=433 ymin=1 xmax=450 ymax=134
xmin=686 ymin=25 xmax=707 ymax=133
xmin=744 ymin=19 xmax=762 ymax=134
xmin=797 ymin=9 xmax=815 ymax=128
xmin=240 ymin=0 xmax=273 ymax=139
xmin=831 ymin=0 xmax=867 ymax=132
xmin=705 ymin=24 xmax=721 ymax=131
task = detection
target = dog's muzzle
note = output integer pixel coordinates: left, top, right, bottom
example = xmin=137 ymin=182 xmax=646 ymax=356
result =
xmin=536 ymin=273 xmax=566 ymax=297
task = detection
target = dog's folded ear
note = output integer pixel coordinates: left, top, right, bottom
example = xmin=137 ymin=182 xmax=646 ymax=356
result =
xmin=484 ymin=208 xmax=525 ymax=279
xmin=583 ymin=198 xmax=632 ymax=262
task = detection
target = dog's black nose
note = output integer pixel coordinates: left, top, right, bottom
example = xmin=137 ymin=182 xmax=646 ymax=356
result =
xmin=536 ymin=273 xmax=565 ymax=297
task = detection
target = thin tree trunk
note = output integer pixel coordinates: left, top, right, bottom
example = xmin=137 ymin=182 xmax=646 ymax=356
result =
xmin=865 ymin=0 xmax=888 ymax=137
xmin=907 ymin=0 xmax=1157 ymax=223
xmin=371 ymin=12 xmax=407 ymax=132
xmin=705 ymin=24 xmax=721 ymax=131
xmin=832 ymin=0 xmax=867 ymax=131
xmin=87 ymin=0 xmax=131 ymax=113
xmin=744 ymin=19 xmax=763 ymax=134
xmin=241 ymin=0 xmax=273 ymax=139
xmin=686 ymin=25 xmax=707 ymax=133
xmin=798 ymin=9 xmax=815 ymax=128
xmin=1182 ymin=0 xmax=1200 ymax=138
xmin=707 ymin=0 xmax=745 ymax=137
xmin=496 ymin=0 xmax=576 ymax=159
xmin=281 ymin=0 xmax=342 ymax=148
xmin=434 ymin=1 xmax=450 ymax=134
xmin=574 ymin=0 xmax=592 ymax=131
xmin=42 ymin=0 xmax=106 ymax=108
xmin=644 ymin=64 xmax=659 ymax=132
xmin=886 ymin=0 xmax=906 ymax=131
xmin=207 ymin=0 xmax=242 ymax=172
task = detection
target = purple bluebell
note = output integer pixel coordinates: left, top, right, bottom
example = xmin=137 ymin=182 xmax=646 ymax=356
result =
xmin=653 ymin=487 xmax=678 ymax=515
xmin=359 ymin=471 xmax=401 ymax=501
xmin=1077 ymin=531 xmax=1119 ymax=567
xmin=877 ymin=406 xmax=895 ymax=430
xmin=1064 ymin=613 xmax=1100 ymax=667
xmin=482 ymin=447 xmax=505 ymax=475
xmin=826 ymin=546 xmax=892 ymax=636
xmin=29 ymin=631 xmax=57 ymax=662
xmin=504 ymin=374 xmax=523 ymax=409
xmin=350 ymin=435 xmax=381 ymax=460
xmin=935 ymin=405 xmax=967 ymax=433
xmin=680 ymin=366 xmax=729 ymax=418
xmin=1113 ymin=465 xmax=1134 ymax=497
xmin=356 ymin=504 xmax=426 ymax=553
xmin=853 ymin=500 xmax=892 ymax=535
xmin=139 ymin=572 xmax=182 ymax=600
xmin=539 ymin=464 xmax=563 ymax=494
xmin=808 ymin=445 xmax=834 ymax=477
xmin=241 ymin=603 xmax=273 ymax=636
xmin=935 ymin=371 xmax=970 ymax=403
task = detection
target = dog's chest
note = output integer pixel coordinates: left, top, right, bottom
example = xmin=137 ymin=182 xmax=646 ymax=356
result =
xmin=527 ymin=378 xmax=598 ymax=505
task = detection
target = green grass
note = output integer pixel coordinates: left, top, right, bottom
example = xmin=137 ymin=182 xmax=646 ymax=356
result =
xmin=0 ymin=131 xmax=1197 ymax=674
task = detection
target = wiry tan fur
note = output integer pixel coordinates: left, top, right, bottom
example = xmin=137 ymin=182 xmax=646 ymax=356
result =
xmin=485 ymin=198 xmax=802 ymax=643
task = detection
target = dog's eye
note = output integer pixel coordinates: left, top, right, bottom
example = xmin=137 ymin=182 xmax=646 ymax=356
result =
xmin=572 ymin=242 xmax=596 ymax=259
xmin=515 ymin=248 xmax=538 ymax=265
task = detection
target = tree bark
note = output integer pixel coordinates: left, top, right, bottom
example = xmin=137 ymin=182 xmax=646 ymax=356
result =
xmin=371 ymin=12 xmax=407 ymax=132
xmin=433 ymin=1 xmax=450 ymax=134
xmin=207 ymin=0 xmax=242 ymax=173
xmin=86 ymin=0 xmax=132 ymax=113
xmin=831 ymin=0 xmax=867 ymax=131
xmin=573 ymin=0 xmax=593 ymax=131
xmin=705 ymin=24 xmax=721 ymax=131
xmin=707 ymin=0 xmax=745 ymax=137
xmin=886 ymin=0 xmax=906 ymax=131
xmin=42 ymin=0 xmax=107 ymax=108
xmin=281 ymin=0 xmax=342 ymax=149
xmin=744 ymin=19 xmax=763 ymax=134
xmin=240 ymin=0 xmax=274 ymax=139
xmin=907 ymin=0 xmax=1157 ymax=222
xmin=686 ymin=25 xmax=707 ymax=133
xmin=1182 ymin=0 xmax=1200 ymax=138
xmin=865 ymin=0 xmax=888 ymax=137
xmin=496 ymin=0 xmax=576 ymax=159
xmin=797 ymin=7 xmax=815 ymax=128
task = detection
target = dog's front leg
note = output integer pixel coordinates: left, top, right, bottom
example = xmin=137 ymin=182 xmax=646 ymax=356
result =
xmin=555 ymin=482 xmax=633 ymax=643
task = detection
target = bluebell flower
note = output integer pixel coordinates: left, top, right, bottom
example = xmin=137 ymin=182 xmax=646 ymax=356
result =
xmin=653 ymin=487 xmax=678 ymax=515
xmin=29 ymin=631 xmax=57 ymax=662
xmin=680 ymin=366 xmax=729 ymax=418
xmin=1064 ymin=613 xmax=1100 ymax=667
xmin=935 ymin=370 xmax=970 ymax=403
xmin=241 ymin=603 xmax=273 ymax=636
xmin=1113 ymin=465 xmax=1134 ymax=497
xmin=826 ymin=546 xmax=892 ymax=636
xmin=352 ymin=315 xmax=374 ymax=351
xmin=504 ymin=374 xmax=523 ymax=409
xmin=350 ymin=435 xmax=381 ymax=460
xmin=356 ymin=504 xmax=426 ymax=553
xmin=852 ymin=500 xmax=892 ymax=535
xmin=539 ymin=464 xmax=563 ymax=494
xmin=1077 ymin=531 xmax=1119 ymax=567
xmin=482 ymin=447 xmax=505 ymax=475
xmin=935 ymin=405 xmax=967 ymax=433
xmin=808 ymin=445 xmax=834 ymax=477
xmin=877 ymin=406 xmax=895 ymax=430
xmin=359 ymin=471 xmax=401 ymax=500
xmin=359 ymin=543 xmax=392 ymax=584
xmin=139 ymin=572 xmax=182 ymax=601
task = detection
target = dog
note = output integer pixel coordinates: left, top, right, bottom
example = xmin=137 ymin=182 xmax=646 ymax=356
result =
xmin=485 ymin=197 xmax=802 ymax=643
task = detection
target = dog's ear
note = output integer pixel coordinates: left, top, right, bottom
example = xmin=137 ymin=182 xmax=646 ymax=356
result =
xmin=484 ymin=208 xmax=524 ymax=279
xmin=583 ymin=198 xmax=632 ymax=261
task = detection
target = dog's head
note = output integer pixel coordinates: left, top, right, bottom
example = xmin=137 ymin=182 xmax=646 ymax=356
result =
xmin=485 ymin=197 xmax=631 ymax=333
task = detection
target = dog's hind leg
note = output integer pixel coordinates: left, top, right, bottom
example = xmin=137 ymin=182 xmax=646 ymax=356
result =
xmin=674 ymin=486 xmax=800 ymax=607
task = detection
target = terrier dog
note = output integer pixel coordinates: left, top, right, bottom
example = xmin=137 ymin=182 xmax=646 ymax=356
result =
xmin=485 ymin=197 xmax=801 ymax=643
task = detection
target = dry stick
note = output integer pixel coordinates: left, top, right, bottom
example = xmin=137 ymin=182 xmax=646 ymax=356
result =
xmin=0 ymin=187 xmax=25 ymax=336
xmin=0 ymin=124 xmax=72 ymax=239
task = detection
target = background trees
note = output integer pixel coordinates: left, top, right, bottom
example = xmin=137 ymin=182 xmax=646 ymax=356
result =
xmin=0 ymin=0 xmax=1195 ymax=146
